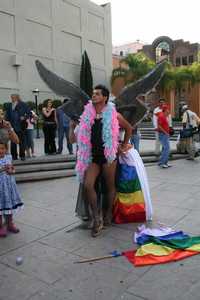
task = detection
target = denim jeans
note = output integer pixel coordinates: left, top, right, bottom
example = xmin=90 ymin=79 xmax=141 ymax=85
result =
xmin=158 ymin=132 xmax=170 ymax=165
xmin=130 ymin=134 xmax=140 ymax=152
xmin=57 ymin=126 xmax=73 ymax=154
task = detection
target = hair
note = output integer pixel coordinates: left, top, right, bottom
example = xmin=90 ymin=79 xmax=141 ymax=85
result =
xmin=63 ymin=98 xmax=70 ymax=104
xmin=94 ymin=85 xmax=110 ymax=103
xmin=11 ymin=94 xmax=21 ymax=100
xmin=45 ymin=99 xmax=53 ymax=107
xmin=0 ymin=140 xmax=8 ymax=149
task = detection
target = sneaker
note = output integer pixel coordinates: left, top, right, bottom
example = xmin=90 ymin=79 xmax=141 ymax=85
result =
xmin=160 ymin=164 xmax=169 ymax=169
xmin=0 ymin=227 xmax=7 ymax=238
xmin=7 ymin=223 xmax=20 ymax=234
xmin=166 ymin=163 xmax=172 ymax=167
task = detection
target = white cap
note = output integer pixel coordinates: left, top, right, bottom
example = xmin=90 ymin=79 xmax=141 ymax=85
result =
xmin=182 ymin=105 xmax=188 ymax=110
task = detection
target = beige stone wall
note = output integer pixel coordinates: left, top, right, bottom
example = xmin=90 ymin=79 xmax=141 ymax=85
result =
xmin=0 ymin=0 xmax=112 ymax=103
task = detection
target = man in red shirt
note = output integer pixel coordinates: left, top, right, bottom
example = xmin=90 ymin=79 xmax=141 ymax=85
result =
xmin=157 ymin=105 xmax=171 ymax=168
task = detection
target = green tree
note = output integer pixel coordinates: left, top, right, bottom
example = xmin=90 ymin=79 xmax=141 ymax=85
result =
xmin=111 ymin=52 xmax=155 ymax=86
xmin=80 ymin=50 xmax=93 ymax=97
xmin=159 ymin=63 xmax=200 ymax=95
xmin=122 ymin=52 xmax=155 ymax=83
xmin=159 ymin=62 xmax=200 ymax=117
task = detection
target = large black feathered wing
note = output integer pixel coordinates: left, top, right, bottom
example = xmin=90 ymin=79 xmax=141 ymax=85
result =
xmin=35 ymin=60 xmax=90 ymax=118
xmin=35 ymin=60 xmax=165 ymax=124
xmin=115 ymin=61 xmax=165 ymax=125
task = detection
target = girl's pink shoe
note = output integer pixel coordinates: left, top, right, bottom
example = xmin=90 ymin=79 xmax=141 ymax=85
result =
xmin=0 ymin=227 xmax=7 ymax=237
xmin=7 ymin=223 xmax=20 ymax=234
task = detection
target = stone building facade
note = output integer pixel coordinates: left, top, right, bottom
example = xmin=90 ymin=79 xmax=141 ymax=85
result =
xmin=143 ymin=37 xmax=200 ymax=116
xmin=0 ymin=0 xmax=112 ymax=103
xmin=142 ymin=36 xmax=200 ymax=66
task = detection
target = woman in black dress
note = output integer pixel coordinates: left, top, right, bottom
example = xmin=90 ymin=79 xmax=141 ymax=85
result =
xmin=42 ymin=100 xmax=57 ymax=155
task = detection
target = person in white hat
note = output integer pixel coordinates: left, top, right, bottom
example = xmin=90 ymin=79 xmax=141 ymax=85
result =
xmin=182 ymin=105 xmax=200 ymax=160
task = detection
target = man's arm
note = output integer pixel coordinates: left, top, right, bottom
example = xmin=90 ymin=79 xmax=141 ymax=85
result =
xmin=69 ymin=121 xmax=78 ymax=144
xmin=152 ymin=113 xmax=158 ymax=129
xmin=117 ymin=113 xmax=132 ymax=150
xmin=182 ymin=112 xmax=187 ymax=128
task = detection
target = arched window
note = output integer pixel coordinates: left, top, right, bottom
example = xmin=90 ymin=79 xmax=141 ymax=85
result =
xmin=155 ymin=41 xmax=170 ymax=63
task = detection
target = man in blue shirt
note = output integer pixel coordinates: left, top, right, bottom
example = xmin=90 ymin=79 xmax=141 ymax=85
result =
xmin=6 ymin=94 xmax=31 ymax=160
xmin=56 ymin=99 xmax=73 ymax=154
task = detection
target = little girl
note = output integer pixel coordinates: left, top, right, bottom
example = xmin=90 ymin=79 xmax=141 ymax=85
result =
xmin=0 ymin=141 xmax=23 ymax=237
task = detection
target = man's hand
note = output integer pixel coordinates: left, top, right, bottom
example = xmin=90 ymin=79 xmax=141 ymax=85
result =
xmin=118 ymin=143 xmax=132 ymax=155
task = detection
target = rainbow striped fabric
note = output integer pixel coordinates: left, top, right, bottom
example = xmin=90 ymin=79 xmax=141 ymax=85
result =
xmin=113 ymin=163 xmax=146 ymax=223
xmin=123 ymin=231 xmax=200 ymax=266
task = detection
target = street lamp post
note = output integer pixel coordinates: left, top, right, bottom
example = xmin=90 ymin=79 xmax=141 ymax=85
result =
xmin=32 ymin=88 xmax=40 ymax=138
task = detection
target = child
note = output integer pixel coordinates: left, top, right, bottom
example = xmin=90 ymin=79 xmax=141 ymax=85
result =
xmin=25 ymin=110 xmax=37 ymax=158
xmin=0 ymin=141 xmax=23 ymax=237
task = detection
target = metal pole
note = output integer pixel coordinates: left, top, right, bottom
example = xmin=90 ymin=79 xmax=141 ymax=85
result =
xmin=35 ymin=95 xmax=40 ymax=138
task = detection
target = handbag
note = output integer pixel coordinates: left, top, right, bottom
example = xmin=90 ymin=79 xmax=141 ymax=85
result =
xmin=180 ymin=111 xmax=195 ymax=139
xmin=180 ymin=127 xmax=193 ymax=139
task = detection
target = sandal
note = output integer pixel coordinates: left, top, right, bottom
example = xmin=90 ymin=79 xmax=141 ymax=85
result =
xmin=91 ymin=220 xmax=102 ymax=238
xmin=103 ymin=216 xmax=112 ymax=228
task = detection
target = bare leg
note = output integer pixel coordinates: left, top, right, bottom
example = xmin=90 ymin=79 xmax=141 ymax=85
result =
xmin=102 ymin=160 xmax=117 ymax=225
xmin=84 ymin=163 xmax=102 ymax=236
xmin=84 ymin=163 xmax=101 ymax=217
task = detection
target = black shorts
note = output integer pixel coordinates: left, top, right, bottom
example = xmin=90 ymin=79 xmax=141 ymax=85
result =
xmin=92 ymin=155 xmax=107 ymax=165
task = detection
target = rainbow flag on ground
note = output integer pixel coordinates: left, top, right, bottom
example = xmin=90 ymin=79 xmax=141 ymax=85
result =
xmin=123 ymin=228 xmax=200 ymax=267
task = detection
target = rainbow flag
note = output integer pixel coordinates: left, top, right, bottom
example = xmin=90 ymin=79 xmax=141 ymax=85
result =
xmin=113 ymin=164 xmax=146 ymax=223
xmin=123 ymin=233 xmax=200 ymax=267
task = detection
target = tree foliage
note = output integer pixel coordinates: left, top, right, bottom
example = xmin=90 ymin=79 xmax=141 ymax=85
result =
xmin=159 ymin=62 xmax=200 ymax=93
xmin=80 ymin=50 xmax=93 ymax=97
xmin=111 ymin=52 xmax=155 ymax=85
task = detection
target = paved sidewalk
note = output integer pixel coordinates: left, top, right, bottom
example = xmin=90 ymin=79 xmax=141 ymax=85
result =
xmin=1 ymin=155 xmax=200 ymax=299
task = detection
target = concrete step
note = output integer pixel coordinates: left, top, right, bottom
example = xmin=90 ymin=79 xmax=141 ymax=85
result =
xmin=139 ymin=122 xmax=182 ymax=128
xmin=15 ymin=152 xmax=187 ymax=183
xmin=13 ymin=154 xmax=76 ymax=166
xmin=16 ymin=169 xmax=76 ymax=183
xmin=141 ymin=135 xmax=178 ymax=141
xmin=15 ymin=161 xmax=76 ymax=174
